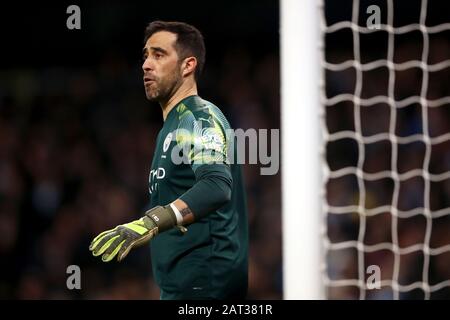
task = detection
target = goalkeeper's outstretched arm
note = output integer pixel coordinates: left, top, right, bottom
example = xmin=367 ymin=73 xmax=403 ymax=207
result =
xmin=89 ymin=163 xmax=232 ymax=262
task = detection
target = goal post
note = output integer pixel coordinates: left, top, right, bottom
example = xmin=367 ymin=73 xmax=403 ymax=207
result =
xmin=281 ymin=0 xmax=324 ymax=300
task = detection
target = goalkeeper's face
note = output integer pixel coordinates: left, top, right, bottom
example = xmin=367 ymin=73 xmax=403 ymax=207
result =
xmin=142 ymin=31 xmax=183 ymax=102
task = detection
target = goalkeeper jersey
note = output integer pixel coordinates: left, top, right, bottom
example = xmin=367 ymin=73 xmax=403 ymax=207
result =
xmin=148 ymin=95 xmax=248 ymax=299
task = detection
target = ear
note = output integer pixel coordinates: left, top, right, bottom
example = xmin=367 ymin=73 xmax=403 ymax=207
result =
xmin=181 ymin=56 xmax=197 ymax=77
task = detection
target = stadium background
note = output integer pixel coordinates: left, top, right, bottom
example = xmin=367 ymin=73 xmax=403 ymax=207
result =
xmin=0 ymin=0 xmax=281 ymax=299
xmin=0 ymin=0 xmax=449 ymax=299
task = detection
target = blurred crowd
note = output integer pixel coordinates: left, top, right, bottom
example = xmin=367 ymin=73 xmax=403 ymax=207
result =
xmin=325 ymin=19 xmax=450 ymax=299
xmin=0 ymin=45 xmax=281 ymax=299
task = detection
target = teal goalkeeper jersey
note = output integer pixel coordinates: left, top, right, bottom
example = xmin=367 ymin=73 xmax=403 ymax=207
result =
xmin=148 ymin=95 xmax=248 ymax=299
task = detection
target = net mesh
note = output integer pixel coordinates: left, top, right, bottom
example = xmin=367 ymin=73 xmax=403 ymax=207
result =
xmin=321 ymin=0 xmax=450 ymax=299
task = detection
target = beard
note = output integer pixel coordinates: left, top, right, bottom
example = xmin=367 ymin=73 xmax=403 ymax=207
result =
xmin=145 ymin=69 xmax=183 ymax=103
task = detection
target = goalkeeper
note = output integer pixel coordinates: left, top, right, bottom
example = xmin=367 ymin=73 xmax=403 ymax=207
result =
xmin=89 ymin=21 xmax=249 ymax=300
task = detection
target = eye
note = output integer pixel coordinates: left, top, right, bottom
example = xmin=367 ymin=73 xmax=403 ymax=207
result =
xmin=153 ymin=52 xmax=163 ymax=59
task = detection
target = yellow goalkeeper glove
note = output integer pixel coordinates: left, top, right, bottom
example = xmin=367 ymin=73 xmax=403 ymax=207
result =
xmin=89 ymin=205 xmax=180 ymax=262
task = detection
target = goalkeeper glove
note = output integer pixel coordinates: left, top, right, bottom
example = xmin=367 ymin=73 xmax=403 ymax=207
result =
xmin=89 ymin=205 xmax=184 ymax=262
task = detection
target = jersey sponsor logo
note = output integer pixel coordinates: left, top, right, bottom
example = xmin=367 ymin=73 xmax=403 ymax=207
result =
xmin=148 ymin=167 xmax=165 ymax=194
xmin=163 ymin=133 xmax=173 ymax=153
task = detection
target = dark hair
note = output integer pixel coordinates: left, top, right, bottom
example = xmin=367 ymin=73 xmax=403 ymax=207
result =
xmin=144 ymin=21 xmax=205 ymax=80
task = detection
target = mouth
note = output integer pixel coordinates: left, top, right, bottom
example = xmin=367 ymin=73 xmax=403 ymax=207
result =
xmin=144 ymin=76 xmax=156 ymax=85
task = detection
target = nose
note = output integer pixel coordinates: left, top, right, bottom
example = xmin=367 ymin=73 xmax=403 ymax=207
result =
xmin=142 ymin=56 xmax=153 ymax=73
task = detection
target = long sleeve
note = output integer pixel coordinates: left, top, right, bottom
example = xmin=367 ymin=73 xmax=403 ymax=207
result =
xmin=180 ymin=163 xmax=232 ymax=220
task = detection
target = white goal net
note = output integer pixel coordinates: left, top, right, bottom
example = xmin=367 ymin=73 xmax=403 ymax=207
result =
xmin=282 ymin=0 xmax=450 ymax=299
xmin=322 ymin=0 xmax=450 ymax=299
